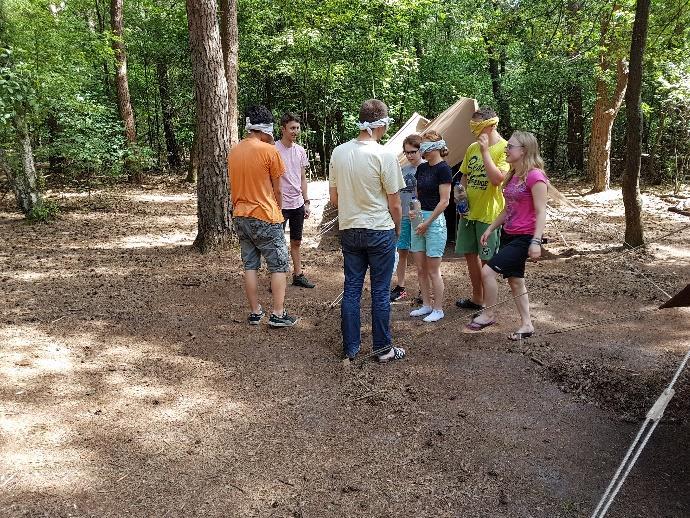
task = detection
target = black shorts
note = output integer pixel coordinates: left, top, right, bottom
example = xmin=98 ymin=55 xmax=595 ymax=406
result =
xmin=487 ymin=232 xmax=532 ymax=278
xmin=282 ymin=204 xmax=305 ymax=242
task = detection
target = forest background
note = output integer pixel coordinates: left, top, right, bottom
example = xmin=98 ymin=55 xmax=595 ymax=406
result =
xmin=1 ymin=0 xmax=689 ymax=234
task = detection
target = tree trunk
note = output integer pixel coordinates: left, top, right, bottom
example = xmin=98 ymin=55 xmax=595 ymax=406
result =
xmin=485 ymin=37 xmax=512 ymax=135
xmin=94 ymin=0 xmax=112 ymax=98
xmin=10 ymin=113 xmax=42 ymax=214
xmin=587 ymin=7 xmax=628 ymax=193
xmin=111 ymin=0 xmax=135 ymax=144
xmin=185 ymin=133 xmax=199 ymax=183
xmin=46 ymin=113 xmax=65 ymax=178
xmin=110 ymin=0 xmax=141 ymax=182
xmin=156 ymin=61 xmax=181 ymax=168
xmin=622 ymin=0 xmax=650 ymax=248
xmin=545 ymin=93 xmax=563 ymax=170
xmin=587 ymin=59 xmax=628 ymax=192
xmin=186 ymin=0 xmax=231 ymax=253
xmin=566 ymin=85 xmax=584 ymax=171
xmin=219 ymin=0 xmax=239 ymax=147
xmin=649 ymin=108 xmax=667 ymax=184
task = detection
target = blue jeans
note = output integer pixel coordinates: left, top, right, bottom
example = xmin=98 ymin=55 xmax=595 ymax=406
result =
xmin=340 ymin=228 xmax=396 ymax=358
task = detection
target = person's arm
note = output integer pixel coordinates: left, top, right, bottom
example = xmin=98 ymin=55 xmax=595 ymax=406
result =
xmin=300 ymin=167 xmax=310 ymax=218
xmin=272 ymin=176 xmax=282 ymax=209
xmin=329 ymin=186 xmax=338 ymax=208
xmin=415 ymin=183 xmax=450 ymax=235
xmin=479 ymin=209 xmax=506 ymax=246
xmin=529 ymin=181 xmax=548 ymax=259
xmin=299 ymin=147 xmax=311 ymax=218
xmin=478 ymin=134 xmax=507 ymax=186
xmin=387 ymin=192 xmax=402 ymax=237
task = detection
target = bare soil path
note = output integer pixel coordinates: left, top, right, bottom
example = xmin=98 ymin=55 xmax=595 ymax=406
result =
xmin=1 ymin=178 xmax=688 ymax=517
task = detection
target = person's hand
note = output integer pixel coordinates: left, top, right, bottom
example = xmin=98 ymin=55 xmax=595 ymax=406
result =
xmin=304 ymin=201 xmax=311 ymax=219
xmin=528 ymin=243 xmax=541 ymax=260
xmin=478 ymin=133 xmax=489 ymax=152
xmin=415 ymin=221 xmax=429 ymax=235
xmin=480 ymin=230 xmax=491 ymax=247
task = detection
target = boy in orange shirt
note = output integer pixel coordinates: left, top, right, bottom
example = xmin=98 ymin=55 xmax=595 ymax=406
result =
xmin=228 ymin=105 xmax=298 ymax=327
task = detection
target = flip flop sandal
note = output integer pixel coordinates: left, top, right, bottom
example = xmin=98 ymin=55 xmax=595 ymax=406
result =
xmin=464 ymin=319 xmax=496 ymax=332
xmin=456 ymin=298 xmax=485 ymax=310
xmin=508 ymin=332 xmax=533 ymax=341
xmin=377 ymin=346 xmax=406 ymax=363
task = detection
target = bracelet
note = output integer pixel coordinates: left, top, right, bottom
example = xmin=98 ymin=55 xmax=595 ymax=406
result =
xmin=530 ymin=239 xmax=541 ymax=245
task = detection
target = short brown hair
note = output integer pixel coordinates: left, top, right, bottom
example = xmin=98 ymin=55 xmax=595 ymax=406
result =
xmin=403 ymin=134 xmax=422 ymax=149
xmin=421 ymin=130 xmax=449 ymax=157
xmin=359 ymin=99 xmax=388 ymax=123
xmin=280 ymin=112 xmax=301 ymax=127
xmin=472 ymin=106 xmax=498 ymax=121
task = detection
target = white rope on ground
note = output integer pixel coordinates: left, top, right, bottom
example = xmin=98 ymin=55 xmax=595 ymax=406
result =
xmin=405 ymin=218 xmax=686 ymax=338
xmin=316 ymin=216 xmax=339 ymax=238
xmin=591 ymin=343 xmax=690 ymax=518
xmin=546 ymin=204 xmax=569 ymax=246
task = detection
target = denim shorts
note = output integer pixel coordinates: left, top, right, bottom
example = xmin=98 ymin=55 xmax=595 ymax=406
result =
xmin=233 ymin=216 xmax=289 ymax=273
xmin=410 ymin=210 xmax=447 ymax=258
xmin=396 ymin=218 xmax=412 ymax=250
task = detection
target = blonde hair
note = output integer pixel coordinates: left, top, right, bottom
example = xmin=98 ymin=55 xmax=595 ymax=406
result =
xmin=421 ymin=130 xmax=449 ymax=157
xmin=505 ymin=131 xmax=545 ymax=184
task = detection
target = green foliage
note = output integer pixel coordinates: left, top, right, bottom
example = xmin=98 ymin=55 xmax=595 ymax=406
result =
xmin=27 ymin=199 xmax=59 ymax=223
xmin=1 ymin=0 xmax=689 ymax=183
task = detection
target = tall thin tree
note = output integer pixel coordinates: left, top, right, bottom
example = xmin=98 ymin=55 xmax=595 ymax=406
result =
xmin=622 ymin=0 xmax=651 ymax=247
xmin=156 ymin=62 xmax=182 ymax=168
xmin=186 ymin=0 xmax=231 ymax=252
xmin=219 ymin=0 xmax=239 ymax=147
xmin=110 ymin=0 xmax=140 ymax=181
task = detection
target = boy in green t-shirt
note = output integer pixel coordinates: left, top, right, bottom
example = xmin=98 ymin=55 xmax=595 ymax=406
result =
xmin=454 ymin=107 xmax=509 ymax=310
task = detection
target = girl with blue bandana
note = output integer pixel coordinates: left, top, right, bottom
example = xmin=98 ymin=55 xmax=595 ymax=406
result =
xmin=409 ymin=130 xmax=452 ymax=323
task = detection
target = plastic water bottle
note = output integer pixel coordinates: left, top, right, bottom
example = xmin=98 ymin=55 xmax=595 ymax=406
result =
xmin=410 ymin=198 xmax=422 ymax=227
xmin=454 ymin=184 xmax=469 ymax=215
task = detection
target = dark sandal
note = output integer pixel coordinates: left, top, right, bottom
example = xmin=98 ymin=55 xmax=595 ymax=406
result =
xmin=464 ymin=319 xmax=496 ymax=332
xmin=508 ymin=331 xmax=533 ymax=341
xmin=456 ymin=298 xmax=485 ymax=310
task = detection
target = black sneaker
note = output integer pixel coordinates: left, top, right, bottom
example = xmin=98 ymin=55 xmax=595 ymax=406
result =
xmin=292 ymin=273 xmax=315 ymax=288
xmin=248 ymin=307 xmax=265 ymax=325
xmin=268 ymin=311 xmax=298 ymax=328
xmin=455 ymin=298 xmax=484 ymax=310
xmin=390 ymin=285 xmax=407 ymax=302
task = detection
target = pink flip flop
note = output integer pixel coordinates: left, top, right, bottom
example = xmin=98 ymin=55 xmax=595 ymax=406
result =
xmin=464 ymin=319 xmax=497 ymax=332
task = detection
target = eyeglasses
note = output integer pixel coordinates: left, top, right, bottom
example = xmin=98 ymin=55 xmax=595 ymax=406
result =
xmin=506 ymin=143 xmax=524 ymax=150
xmin=403 ymin=150 xmax=419 ymax=155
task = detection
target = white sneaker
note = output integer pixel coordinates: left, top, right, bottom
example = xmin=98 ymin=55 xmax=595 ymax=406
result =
xmin=410 ymin=305 xmax=432 ymax=317
xmin=423 ymin=309 xmax=444 ymax=322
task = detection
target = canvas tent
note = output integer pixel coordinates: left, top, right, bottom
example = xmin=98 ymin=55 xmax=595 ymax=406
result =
xmin=383 ymin=112 xmax=429 ymax=155
xmin=384 ymin=98 xmax=479 ymax=241
xmin=384 ymin=97 xmax=479 ymax=167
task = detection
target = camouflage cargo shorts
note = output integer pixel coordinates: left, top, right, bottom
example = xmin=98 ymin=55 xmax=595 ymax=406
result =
xmin=233 ymin=216 xmax=289 ymax=273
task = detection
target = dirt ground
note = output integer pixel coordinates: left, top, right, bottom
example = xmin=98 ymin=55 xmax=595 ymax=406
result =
xmin=1 ymin=177 xmax=689 ymax=518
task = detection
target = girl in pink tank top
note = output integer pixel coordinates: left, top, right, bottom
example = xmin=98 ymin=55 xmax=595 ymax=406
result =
xmin=464 ymin=131 xmax=548 ymax=341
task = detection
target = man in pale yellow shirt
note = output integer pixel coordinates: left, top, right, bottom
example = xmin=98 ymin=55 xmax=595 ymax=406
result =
xmin=455 ymin=107 xmax=509 ymax=310
xmin=329 ymin=99 xmax=406 ymax=364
